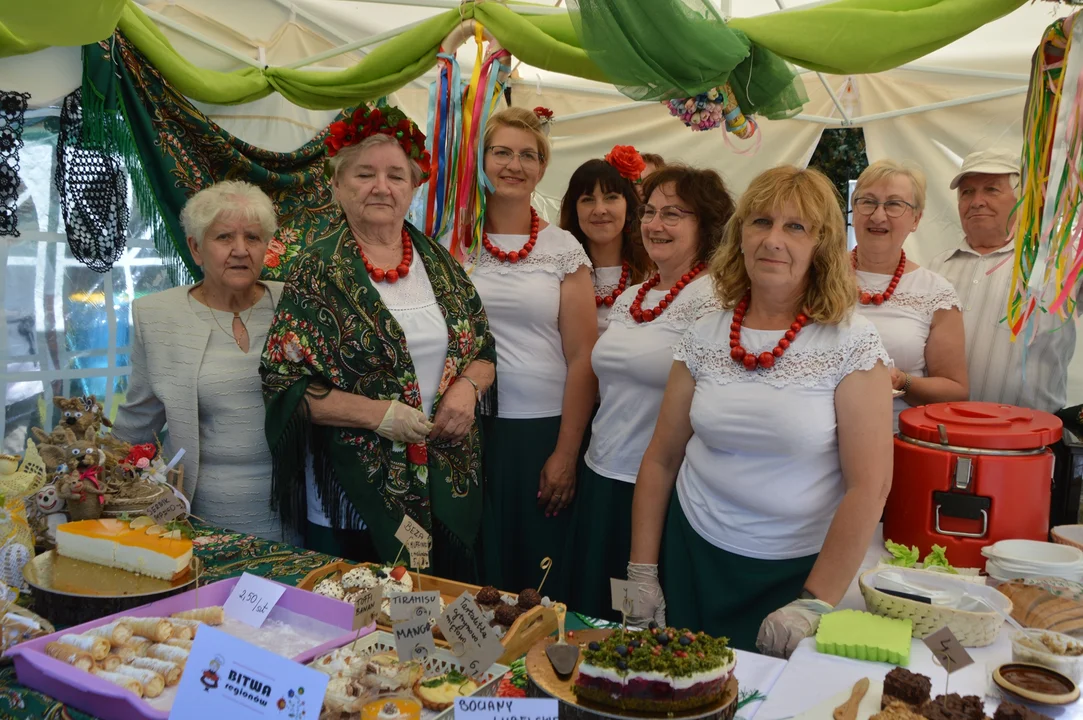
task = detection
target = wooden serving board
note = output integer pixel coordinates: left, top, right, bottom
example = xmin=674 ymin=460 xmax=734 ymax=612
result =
xmin=297 ymin=561 xmax=556 ymax=664
xmin=526 ymin=629 xmax=738 ymax=720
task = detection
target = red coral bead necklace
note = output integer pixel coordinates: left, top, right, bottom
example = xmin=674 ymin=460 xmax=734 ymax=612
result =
xmin=360 ymin=227 xmax=413 ymax=283
xmin=852 ymin=248 xmax=906 ymax=305
xmin=596 ymin=260 xmax=631 ymax=307
xmin=630 ymin=262 xmax=707 ymax=323
xmin=482 ymin=207 xmax=540 ymax=263
xmin=729 ymin=293 xmax=809 ymax=371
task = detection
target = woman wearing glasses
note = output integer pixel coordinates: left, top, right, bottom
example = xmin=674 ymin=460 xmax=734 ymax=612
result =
xmin=472 ymin=107 xmax=596 ymax=597
xmin=568 ymin=165 xmax=732 ymax=619
xmin=851 ymin=160 xmax=967 ymax=427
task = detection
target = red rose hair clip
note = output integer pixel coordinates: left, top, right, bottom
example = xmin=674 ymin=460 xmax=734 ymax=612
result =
xmin=534 ymin=106 xmax=555 ymax=134
xmin=604 ymin=145 xmax=646 ymax=183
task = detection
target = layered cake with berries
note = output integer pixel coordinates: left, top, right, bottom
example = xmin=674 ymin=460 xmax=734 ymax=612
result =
xmin=573 ymin=625 xmax=735 ymax=712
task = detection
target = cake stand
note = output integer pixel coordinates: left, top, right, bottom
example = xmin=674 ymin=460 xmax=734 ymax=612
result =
xmin=526 ymin=629 xmax=739 ymax=720
xmin=23 ymin=550 xmax=201 ymax=626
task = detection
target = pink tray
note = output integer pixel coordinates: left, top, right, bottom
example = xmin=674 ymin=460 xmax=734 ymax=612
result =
xmin=7 ymin=576 xmax=373 ymax=720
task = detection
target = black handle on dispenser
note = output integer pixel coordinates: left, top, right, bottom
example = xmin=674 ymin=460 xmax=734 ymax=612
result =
xmin=933 ymin=491 xmax=990 ymax=520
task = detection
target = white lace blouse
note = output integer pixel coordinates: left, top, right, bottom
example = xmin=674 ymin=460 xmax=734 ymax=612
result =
xmin=855 ymin=267 xmax=960 ymax=426
xmin=673 ymin=311 xmax=889 ymax=560
xmin=469 ymin=224 xmax=592 ymax=418
xmin=587 ymin=275 xmax=719 ymax=482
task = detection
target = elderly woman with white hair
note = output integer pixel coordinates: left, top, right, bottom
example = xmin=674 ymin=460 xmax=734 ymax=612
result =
xmin=261 ymin=104 xmax=496 ymax=579
xmin=113 ymin=180 xmax=284 ymax=540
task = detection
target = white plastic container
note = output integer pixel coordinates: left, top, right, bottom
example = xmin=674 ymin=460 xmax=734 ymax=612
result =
xmin=1011 ymin=629 xmax=1083 ymax=683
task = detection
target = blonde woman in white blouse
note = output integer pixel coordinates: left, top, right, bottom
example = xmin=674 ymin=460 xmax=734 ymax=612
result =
xmin=851 ymin=160 xmax=968 ymax=427
xmin=113 ymin=181 xmax=284 ymax=540
xmin=568 ymin=165 xmax=732 ymax=620
xmin=629 ymin=166 xmax=893 ymax=658
xmin=472 ymin=107 xmax=597 ymax=599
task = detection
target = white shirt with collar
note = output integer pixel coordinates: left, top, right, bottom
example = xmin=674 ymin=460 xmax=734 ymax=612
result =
xmin=928 ymin=238 xmax=1078 ymax=412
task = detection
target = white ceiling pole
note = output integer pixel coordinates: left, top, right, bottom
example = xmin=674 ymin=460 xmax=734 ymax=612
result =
xmin=140 ymin=7 xmax=264 ymax=67
xmin=282 ymin=18 xmax=430 ymax=69
xmin=896 ymin=64 xmax=1030 ymax=83
xmin=850 ymin=86 xmax=1028 ymax=124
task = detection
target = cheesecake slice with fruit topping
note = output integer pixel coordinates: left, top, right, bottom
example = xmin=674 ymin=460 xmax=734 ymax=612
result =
xmin=55 ymin=518 xmax=192 ymax=581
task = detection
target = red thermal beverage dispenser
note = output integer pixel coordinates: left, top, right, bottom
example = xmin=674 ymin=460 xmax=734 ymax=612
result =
xmin=884 ymin=402 xmax=1062 ymax=569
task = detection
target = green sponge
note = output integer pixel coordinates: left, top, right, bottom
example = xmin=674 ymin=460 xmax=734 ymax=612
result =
xmin=816 ymin=609 xmax=913 ymax=666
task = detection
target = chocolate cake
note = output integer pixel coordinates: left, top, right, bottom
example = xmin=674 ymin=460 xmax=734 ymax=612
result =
xmin=572 ymin=627 xmax=735 ymax=713
xmin=992 ymin=702 xmax=1053 ymax=720
xmin=917 ymin=694 xmax=984 ymax=720
xmin=882 ymin=667 xmax=931 ymax=708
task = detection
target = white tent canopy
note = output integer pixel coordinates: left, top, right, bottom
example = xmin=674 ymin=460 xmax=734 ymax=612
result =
xmin=3 ymin=0 xmax=1082 ymax=429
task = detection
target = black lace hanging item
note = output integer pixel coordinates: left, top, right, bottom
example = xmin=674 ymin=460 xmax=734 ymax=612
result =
xmin=0 ymin=90 xmax=30 ymax=237
xmin=55 ymin=88 xmax=130 ymax=272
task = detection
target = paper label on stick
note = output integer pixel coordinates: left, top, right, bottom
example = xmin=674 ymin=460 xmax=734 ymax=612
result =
xmin=223 ymin=573 xmax=286 ymax=629
xmin=169 ymin=625 xmax=328 ymax=719
xmin=435 ymin=592 xmax=504 ymax=677
xmin=145 ymin=492 xmax=187 ymax=524
xmin=395 ymin=514 xmax=430 ymax=550
xmin=923 ymin=626 xmax=974 ymax=673
xmin=409 ymin=546 xmax=430 ymax=570
xmin=610 ymin=578 xmax=649 ymax=617
xmin=393 ymin=614 xmax=436 ymax=663
xmin=351 ymin=585 xmax=382 ymax=628
xmin=454 ymin=698 xmax=559 ymax=720
xmin=388 ymin=590 xmax=441 ymax=622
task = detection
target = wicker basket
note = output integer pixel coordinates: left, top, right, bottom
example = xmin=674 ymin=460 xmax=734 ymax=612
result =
xmin=859 ymin=568 xmax=1008 ymax=647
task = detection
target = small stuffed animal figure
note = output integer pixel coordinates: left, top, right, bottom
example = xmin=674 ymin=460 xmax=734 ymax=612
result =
xmin=53 ymin=395 xmax=112 ymax=435
xmin=33 ymin=484 xmax=67 ymax=543
xmin=38 ymin=428 xmax=109 ymax=521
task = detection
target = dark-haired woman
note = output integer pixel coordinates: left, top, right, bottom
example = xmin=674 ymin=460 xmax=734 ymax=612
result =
xmin=559 ymin=146 xmax=651 ymax=336
xmin=568 ymin=165 xmax=734 ymax=619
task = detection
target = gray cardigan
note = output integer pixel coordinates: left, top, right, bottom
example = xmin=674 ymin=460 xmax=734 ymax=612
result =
xmin=111 ymin=282 xmax=284 ymax=499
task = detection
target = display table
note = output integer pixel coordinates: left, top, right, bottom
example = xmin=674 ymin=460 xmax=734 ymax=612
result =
xmin=0 ymin=523 xmax=1032 ymax=719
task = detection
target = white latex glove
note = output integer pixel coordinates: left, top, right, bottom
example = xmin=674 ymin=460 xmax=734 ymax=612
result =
xmin=626 ymin=562 xmax=667 ymax=628
xmin=375 ymin=400 xmax=433 ymax=444
xmin=756 ymin=598 xmax=833 ymax=659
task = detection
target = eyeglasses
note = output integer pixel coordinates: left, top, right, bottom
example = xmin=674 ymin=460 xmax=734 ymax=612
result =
xmin=638 ymin=205 xmax=695 ymax=226
xmin=852 ymin=197 xmax=916 ymax=218
xmin=486 ymin=146 xmax=543 ymax=169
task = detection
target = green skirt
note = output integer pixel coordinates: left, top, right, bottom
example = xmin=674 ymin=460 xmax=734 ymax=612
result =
xmin=567 ymin=465 xmax=635 ymax=622
xmin=481 ymin=415 xmax=573 ymax=599
xmin=662 ymin=494 xmax=817 ymax=652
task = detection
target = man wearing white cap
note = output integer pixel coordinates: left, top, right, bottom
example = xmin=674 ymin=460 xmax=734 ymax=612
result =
xmin=929 ymin=149 xmax=1076 ymax=413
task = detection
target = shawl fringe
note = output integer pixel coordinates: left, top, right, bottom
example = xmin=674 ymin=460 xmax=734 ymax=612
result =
xmin=269 ymin=395 xmax=311 ymax=535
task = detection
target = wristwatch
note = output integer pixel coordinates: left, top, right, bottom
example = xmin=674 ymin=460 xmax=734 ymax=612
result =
xmin=900 ymin=373 xmax=912 ymax=396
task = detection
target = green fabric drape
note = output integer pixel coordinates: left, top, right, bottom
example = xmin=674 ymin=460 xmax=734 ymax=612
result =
xmin=3 ymin=0 xmax=1029 ymax=108
xmin=566 ymin=0 xmax=806 ymax=118
xmin=0 ymin=0 xmax=125 ymax=53
xmin=82 ymin=33 xmax=350 ymax=282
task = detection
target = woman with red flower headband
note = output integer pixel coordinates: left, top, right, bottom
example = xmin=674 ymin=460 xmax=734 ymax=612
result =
xmin=261 ymin=104 xmax=496 ymax=578
xmin=566 ymin=164 xmax=733 ymax=620
xmin=469 ymin=106 xmax=596 ymax=599
xmin=558 ymin=147 xmax=650 ymax=335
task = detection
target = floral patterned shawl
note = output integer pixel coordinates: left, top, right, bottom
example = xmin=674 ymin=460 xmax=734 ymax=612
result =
xmin=260 ymin=221 xmax=495 ymax=563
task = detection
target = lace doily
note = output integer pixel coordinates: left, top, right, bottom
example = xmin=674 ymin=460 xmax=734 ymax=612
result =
xmin=0 ymin=91 xmax=29 ymax=237
xmin=676 ymin=320 xmax=889 ymax=389
xmin=859 ymin=287 xmax=961 ymax=318
xmin=608 ymin=279 xmax=721 ymax=331
xmin=55 ymin=89 xmax=130 ymax=272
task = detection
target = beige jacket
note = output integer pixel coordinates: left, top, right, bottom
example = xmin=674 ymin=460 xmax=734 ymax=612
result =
xmin=111 ymin=282 xmax=284 ymax=499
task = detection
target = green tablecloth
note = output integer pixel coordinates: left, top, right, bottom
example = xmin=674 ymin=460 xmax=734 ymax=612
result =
xmin=0 ymin=522 xmax=607 ymax=719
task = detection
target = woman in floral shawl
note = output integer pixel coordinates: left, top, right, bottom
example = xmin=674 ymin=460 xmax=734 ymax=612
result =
xmin=260 ymin=104 xmax=496 ymax=578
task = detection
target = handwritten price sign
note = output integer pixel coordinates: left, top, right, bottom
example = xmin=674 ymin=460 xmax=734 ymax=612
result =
xmin=223 ymin=573 xmax=287 ymax=628
xmin=435 ymin=592 xmax=504 ymax=678
xmin=388 ymin=590 xmax=441 ymax=622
